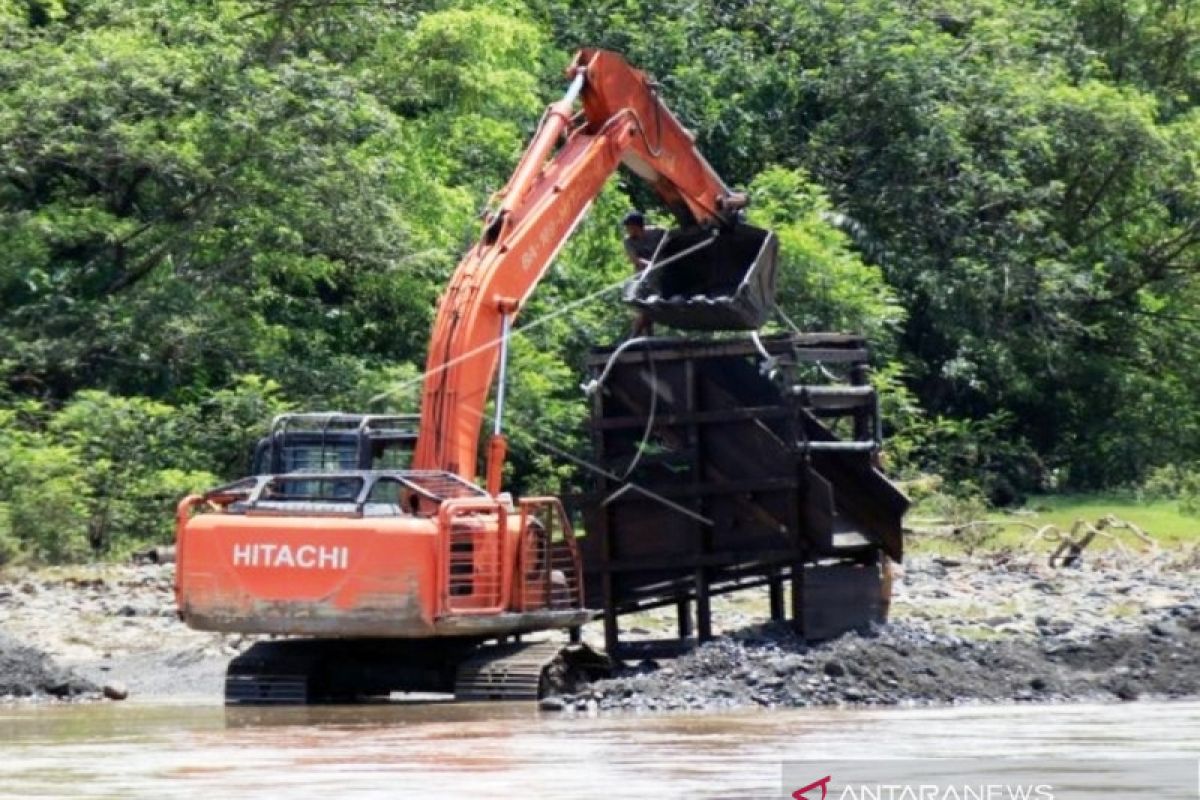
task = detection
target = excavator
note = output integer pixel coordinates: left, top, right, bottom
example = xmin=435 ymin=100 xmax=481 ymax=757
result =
xmin=173 ymin=48 xmax=777 ymax=703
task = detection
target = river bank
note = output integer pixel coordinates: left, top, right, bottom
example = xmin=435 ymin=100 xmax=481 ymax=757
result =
xmin=564 ymin=546 xmax=1200 ymax=711
xmin=0 ymin=546 xmax=1197 ymax=706
xmin=0 ymin=563 xmax=238 ymax=701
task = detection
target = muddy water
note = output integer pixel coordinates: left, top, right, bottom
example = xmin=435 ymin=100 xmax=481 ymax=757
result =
xmin=0 ymin=700 xmax=1196 ymax=799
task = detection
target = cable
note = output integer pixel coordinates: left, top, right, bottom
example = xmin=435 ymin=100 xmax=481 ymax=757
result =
xmin=774 ymin=304 xmax=803 ymax=335
xmin=581 ymin=336 xmax=653 ymax=396
xmin=531 ymin=438 xmax=713 ymax=527
xmin=369 ymin=230 xmax=704 ymax=408
xmin=619 ymin=349 xmax=658 ymax=480
xmin=367 ymin=272 xmax=630 ymax=406
xmin=580 ymin=337 xmax=661 ymax=479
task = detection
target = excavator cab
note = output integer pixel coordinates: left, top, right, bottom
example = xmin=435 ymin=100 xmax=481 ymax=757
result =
xmin=622 ymin=223 xmax=779 ymax=330
xmin=250 ymin=413 xmax=419 ymax=475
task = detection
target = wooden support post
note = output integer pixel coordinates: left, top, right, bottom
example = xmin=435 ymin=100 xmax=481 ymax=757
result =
xmin=676 ymin=598 xmax=693 ymax=639
xmin=603 ymin=568 xmax=619 ymax=656
xmin=768 ymin=568 xmax=786 ymax=622
xmin=790 ymin=562 xmax=807 ymax=639
xmin=686 ymin=357 xmax=714 ymax=644
xmin=850 ymin=363 xmax=872 ymax=443
xmin=695 ymin=567 xmax=713 ymax=642
xmin=595 ymin=382 xmax=621 ymax=658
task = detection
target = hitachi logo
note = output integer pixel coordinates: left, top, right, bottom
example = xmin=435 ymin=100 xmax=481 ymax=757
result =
xmin=231 ymin=543 xmax=349 ymax=570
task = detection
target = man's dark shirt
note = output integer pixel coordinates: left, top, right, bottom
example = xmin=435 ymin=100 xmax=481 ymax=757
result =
xmin=623 ymin=225 xmax=667 ymax=270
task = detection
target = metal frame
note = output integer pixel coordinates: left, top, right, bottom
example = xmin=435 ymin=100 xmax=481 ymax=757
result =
xmin=577 ymin=333 xmax=907 ymax=658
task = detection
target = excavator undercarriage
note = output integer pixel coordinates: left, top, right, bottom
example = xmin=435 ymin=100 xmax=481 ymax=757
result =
xmin=225 ymin=637 xmax=610 ymax=704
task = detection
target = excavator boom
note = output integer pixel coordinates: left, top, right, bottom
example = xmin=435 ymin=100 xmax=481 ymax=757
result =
xmin=412 ymin=48 xmax=772 ymax=482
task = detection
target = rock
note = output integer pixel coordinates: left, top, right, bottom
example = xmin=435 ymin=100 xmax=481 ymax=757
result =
xmin=1112 ymin=682 xmax=1140 ymax=701
xmin=102 ymin=681 xmax=129 ymax=701
xmin=0 ymin=632 xmax=98 ymax=699
xmin=538 ymin=696 xmax=565 ymax=712
xmin=823 ymin=660 xmax=846 ymax=678
xmin=1149 ymin=621 xmax=1182 ymax=638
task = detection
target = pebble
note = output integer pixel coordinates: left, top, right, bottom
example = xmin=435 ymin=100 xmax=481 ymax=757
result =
xmin=538 ymin=696 xmax=565 ymax=712
xmin=562 ymin=552 xmax=1200 ymax=715
xmin=102 ymin=682 xmax=128 ymax=701
xmin=823 ymin=660 xmax=846 ymax=678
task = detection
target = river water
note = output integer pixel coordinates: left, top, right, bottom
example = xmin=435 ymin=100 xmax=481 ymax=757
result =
xmin=0 ymin=699 xmax=1196 ymax=798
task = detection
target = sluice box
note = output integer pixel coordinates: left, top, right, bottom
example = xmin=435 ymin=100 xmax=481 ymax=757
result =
xmin=575 ymin=333 xmax=908 ymax=657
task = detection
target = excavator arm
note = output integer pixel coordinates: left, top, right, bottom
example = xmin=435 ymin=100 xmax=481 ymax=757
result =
xmin=412 ymin=48 xmax=766 ymax=485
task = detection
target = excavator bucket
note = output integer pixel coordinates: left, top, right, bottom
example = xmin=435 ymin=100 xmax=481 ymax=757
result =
xmin=622 ymin=223 xmax=779 ymax=331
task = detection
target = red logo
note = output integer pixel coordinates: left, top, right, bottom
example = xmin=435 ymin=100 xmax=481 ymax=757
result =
xmin=792 ymin=775 xmax=832 ymax=800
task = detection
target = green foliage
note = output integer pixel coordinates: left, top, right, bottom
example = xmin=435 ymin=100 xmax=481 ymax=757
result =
xmin=911 ymin=483 xmax=991 ymax=528
xmin=906 ymin=412 xmax=1045 ymax=505
xmin=1141 ymin=463 xmax=1200 ymax=517
xmin=533 ymin=0 xmax=1200 ymax=493
xmin=748 ymin=167 xmax=904 ymax=349
xmin=48 ymin=391 xmax=219 ymax=556
xmin=0 ymin=440 xmax=92 ymax=564
xmin=0 ymin=503 xmax=17 ymax=565
xmin=0 ymin=394 xmax=218 ymax=562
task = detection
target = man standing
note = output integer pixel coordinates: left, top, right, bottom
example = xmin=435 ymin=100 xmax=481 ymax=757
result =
xmin=622 ymin=211 xmax=666 ymax=336
xmin=622 ymin=210 xmax=666 ymax=271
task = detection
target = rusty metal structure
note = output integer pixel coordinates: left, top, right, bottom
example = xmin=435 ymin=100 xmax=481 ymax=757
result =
xmin=577 ymin=333 xmax=908 ymax=659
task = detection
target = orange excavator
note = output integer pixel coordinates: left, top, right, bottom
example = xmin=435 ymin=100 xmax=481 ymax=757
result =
xmin=174 ymin=48 xmax=777 ymax=703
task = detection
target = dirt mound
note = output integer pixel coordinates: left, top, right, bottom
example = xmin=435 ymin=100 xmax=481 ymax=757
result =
xmin=0 ymin=630 xmax=98 ymax=700
xmin=563 ymin=606 xmax=1200 ymax=713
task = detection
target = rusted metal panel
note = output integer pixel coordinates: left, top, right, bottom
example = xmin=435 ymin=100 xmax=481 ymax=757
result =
xmin=578 ymin=333 xmax=907 ymax=654
xmin=800 ymin=561 xmax=886 ymax=640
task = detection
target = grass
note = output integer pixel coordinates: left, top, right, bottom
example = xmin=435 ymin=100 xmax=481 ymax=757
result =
xmin=908 ymin=492 xmax=1200 ymax=555
xmin=1016 ymin=494 xmax=1199 ymax=546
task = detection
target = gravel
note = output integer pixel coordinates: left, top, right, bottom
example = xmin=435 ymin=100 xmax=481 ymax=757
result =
xmin=558 ymin=551 xmax=1200 ymax=713
xmin=1 ymin=549 xmax=1197 ymax=708
xmin=0 ymin=563 xmax=247 ymax=702
xmin=0 ymin=630 xmax=98 ymax=700
xmin=558 ymin=609 xmax=1200 ymax=713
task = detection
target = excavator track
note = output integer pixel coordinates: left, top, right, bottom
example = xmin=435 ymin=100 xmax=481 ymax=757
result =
xmin=455 ymin=641 xmax=610 ymax=701
xmin=454 ymin=641 xmax=563 ymax=701
xmin=224 ymin=638 xmax=611 ymax=705
xmin=225 ymin=640 xmax=321 ymax=705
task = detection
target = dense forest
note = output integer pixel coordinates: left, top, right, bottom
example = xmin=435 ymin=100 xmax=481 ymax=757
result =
xmin=1 ymin=0 xmax=1197 ymax=561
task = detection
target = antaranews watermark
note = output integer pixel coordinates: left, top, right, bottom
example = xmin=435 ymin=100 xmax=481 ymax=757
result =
xmin=782 ymin=759 xmax=1199 ymax=800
